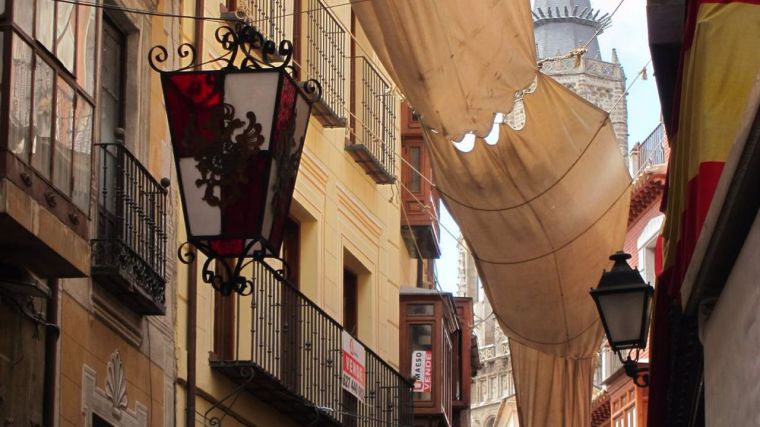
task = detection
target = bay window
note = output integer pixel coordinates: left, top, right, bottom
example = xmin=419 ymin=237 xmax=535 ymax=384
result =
xmin=3 ymin=0 xmax=98 ymax=214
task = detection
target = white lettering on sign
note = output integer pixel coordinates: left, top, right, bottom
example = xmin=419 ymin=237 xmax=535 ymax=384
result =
xmin=411 ymin=350 xmax=432 ymax=393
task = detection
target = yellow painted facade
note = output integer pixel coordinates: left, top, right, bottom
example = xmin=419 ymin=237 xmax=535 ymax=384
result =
xmin=170 ymin=0 xmax=418 ymax=425
xmin=0 ymin=0 xmax=416 ymax=425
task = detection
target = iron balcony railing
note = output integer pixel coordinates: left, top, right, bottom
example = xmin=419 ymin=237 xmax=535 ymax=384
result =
xmin=240 ymin=0 xmax=293 ymax=44
xmin=594 ymin=345 xmax=624 ymax=387
xmin=636 ymin=123 xmax=666 ymax=172
xmin=91 ymin=143 xmax=167 ymax=314
xmin=304 ymin=0 xmax=347 ymax=127
xmin=211 ymin=259 xmax=414 ymax=427
xmin=347 ymin=56 xmax=397 ymax=183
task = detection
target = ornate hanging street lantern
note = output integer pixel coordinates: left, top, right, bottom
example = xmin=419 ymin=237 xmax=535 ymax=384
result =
xmin=150 ymin=23 xmax=321 ymax=296
xmin=590 ymin=251 xmax=654 ymax=387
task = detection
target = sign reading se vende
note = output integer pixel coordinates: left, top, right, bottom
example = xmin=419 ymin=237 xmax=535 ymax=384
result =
xmin=342 ymin=331 xmax=366 ymax=402
xmin=411 ymin=350 xmax=432 ymax=393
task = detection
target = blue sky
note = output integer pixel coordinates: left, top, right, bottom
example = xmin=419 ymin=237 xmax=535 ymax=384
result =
xmin=435 ymin=0 xmax=663 ymax=293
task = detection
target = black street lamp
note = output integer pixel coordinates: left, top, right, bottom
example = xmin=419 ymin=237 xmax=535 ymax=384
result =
xmin=590 ymin=251 xmax=654 ymax=387
xmin=150 ymin=23 xmax=321 ymax=296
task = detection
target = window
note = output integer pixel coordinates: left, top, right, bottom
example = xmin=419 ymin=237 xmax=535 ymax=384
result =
xmin=92 ymin=414 xmax=114 ymax=427
xmin=611 ymin=387 xmax=637 ymax=427
xmin=409 ymin=146 xmax=421 ymax=192
xmin=343 ymin=268 xmax=360 ymax=427
xmin=213 ymin=260 xmax=236 ymax=359
xmin=407 ymin=304 xmax=434 ymax=316
xmin=100 ymin=17 xmax=125 ymax=143
xmin=343 ymin=269 xmax=358 ymax=335
xmin=281 ymin=218 xmax=300 ymax=287
xmin=4 ymin=1 xmax=97 ymax=213
xmin=410 ymin=324 xmax=433 ymax=401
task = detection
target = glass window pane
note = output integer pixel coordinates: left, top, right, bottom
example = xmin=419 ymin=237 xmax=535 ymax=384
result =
xmin=56 ymin=2 xmax=76 ymax=73
xmin=407 ymin=304 xmax=434 ymax=316
xmin=32 ymin=57 xmax=54 ymax=177
xmin=100 ymin=19 xmax=123 ymax=142
xmin=78 ymin=3 xmax=97 ymax=95
xmin=410 ymin=324 xmax=433 ymax=401
xmin=72 ymin=98 xmax=93 ymax=211
xmin=53 ymin=78 xmax=74 ymax=193
xmin=410 ymin=146 xmax=421 ymax=192
xmin=14 ymin=0 xmax=33 ymax=35
xmin=8 ymin=37 xmax=32 ymax=160
xmin=35 ymin=0 xmax=55 ymax=52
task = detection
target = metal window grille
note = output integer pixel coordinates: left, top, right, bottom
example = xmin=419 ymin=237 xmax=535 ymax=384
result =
xmin=305 ymin=0 xmax=347 ymax=124
xmin=352 ymin=56 xmax=397 ymax=182
xmin=238 ymin=0 xmax=293 ymax=43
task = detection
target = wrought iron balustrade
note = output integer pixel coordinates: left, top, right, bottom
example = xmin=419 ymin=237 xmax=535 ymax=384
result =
xmin=210 ymin=259 xmax=413 ymax=427
xmin=346 ymin=56 xmax=397 ymax=184
xmin=238 ymin=0 xmax=293 ymax=44
xmin=305 ymin=0 xmax=347 ymax=127
xmin=636 ymin=123 xmax=666 ymax=172
xmin=594 ymin=345 xmax=625 ymax=386
xmin=91 ymin=143 xmax=167 ymax=315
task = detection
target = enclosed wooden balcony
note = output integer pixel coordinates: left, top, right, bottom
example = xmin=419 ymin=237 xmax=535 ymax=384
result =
xmin=400 ymin=103 xmax=441 ymax=259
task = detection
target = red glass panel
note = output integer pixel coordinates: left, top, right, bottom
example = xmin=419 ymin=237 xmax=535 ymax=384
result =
xmin=267 ymin=77 xmax=301 ymax=252
xmin=162 ymin=71 xmax=224 ymax=157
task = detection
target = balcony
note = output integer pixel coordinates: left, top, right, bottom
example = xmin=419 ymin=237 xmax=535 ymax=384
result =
xmin=400 ymin=104 xmax=440 ymax=259
xmin=346 ymin=57 xmax=396 ymax=184
xmin=304 ymin=0 xmax=347 ymax=127
xmin=91 ymin=143 xmax=167 ymax=315
xmin=632 ymin=123 xmax=667 ymax=174
xmin=593 ymin=345 xmax=624 ymax=387
xmin=237 ymin=0 xmax=294 ymax=44
xmin=210 ymin=259 xmax=413 ymax=426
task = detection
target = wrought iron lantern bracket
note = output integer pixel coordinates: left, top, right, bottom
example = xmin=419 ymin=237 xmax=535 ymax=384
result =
xmin=619 ymin=348 xmax=650 ymax=388
xmin=178 ymin=240 xmax=291 ymax=297
xmin=149 ymin=22 xmax=321 ymax=102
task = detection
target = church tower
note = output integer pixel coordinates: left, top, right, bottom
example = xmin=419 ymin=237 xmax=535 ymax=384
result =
xmin=533 ymin=0 xmax=629 ymax=160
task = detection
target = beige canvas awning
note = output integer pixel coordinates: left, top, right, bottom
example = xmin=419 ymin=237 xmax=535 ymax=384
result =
xmin=352 ymin=1 xmax=631 ymax=426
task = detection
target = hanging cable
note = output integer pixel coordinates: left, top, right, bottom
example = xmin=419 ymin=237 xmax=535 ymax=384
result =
xmin=52 ymin=0 xmax=372 ymax=22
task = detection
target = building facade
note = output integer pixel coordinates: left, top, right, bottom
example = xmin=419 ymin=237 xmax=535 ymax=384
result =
xmin=457 ymin=240 xmax=517 ymax=427
xmin=1 ymin=0 xmax=423 ymax=426
xmin=174 ymin=1 xmax=421 ymax=426
xmin=0 ymin=0 xmax=177 ymax=425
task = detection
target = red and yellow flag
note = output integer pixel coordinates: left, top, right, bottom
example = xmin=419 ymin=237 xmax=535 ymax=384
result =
xmin=650 ymin=0 xmax=760 ymax=424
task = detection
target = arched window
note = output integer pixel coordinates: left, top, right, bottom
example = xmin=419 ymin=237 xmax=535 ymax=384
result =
xmin=485 ymin=416 xmax=496 ymax=427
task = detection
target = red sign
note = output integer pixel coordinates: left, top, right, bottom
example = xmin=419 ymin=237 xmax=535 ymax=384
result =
xmin=411 ymin=350 xmax=432 ymax=393
xmin=342 ymin=331 xmax=366 ymax=402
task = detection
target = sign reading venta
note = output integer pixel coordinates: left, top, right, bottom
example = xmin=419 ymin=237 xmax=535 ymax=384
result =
xmin=342 ymin=331 xmax=366 ymax=402
xmin=411 ymin=350 xmax=432 ymax=393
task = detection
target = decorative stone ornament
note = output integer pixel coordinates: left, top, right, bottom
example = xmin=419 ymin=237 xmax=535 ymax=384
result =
xmin=105 ymin=351 xmax=128 ymax=418
xmin=82 ymin=350 xmax=148 ymax=427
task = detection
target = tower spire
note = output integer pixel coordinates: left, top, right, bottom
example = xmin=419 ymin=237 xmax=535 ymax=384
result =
xmin=532 ymin=0 xmax=612 ymax=60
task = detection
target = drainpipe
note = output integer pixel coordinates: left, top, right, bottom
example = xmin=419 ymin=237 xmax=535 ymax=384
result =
xmin=43 ymin=279 xmax=60 ymax=427
xmin=186 ymin=2 xmax=204 ymax=425
xmin=186 ymin=247 xmax=198 ymax=426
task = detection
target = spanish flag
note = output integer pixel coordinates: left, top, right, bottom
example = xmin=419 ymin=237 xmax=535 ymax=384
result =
xmin=649 ymin=0 xmax=760 ymax=424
